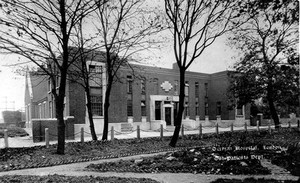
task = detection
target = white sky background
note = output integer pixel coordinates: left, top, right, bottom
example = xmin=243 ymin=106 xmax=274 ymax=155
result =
xmin=0 ymin=54 xmax=26 ymax=118
xmin=0 ymin=0 xmax=239 ymax=119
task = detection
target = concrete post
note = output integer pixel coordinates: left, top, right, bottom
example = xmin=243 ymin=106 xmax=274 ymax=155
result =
xmin=4 ymin=129 xmax=8 ymax=148
xmin=160 ymin=124 xmax=163 ymax=140
xmin=137 ymin=125 xmax=140 ymax=140
xmin=231 ymin=123 xmax=233 ymax=133
xmin=45 ymin=128 xmax=49 ymax=148
xmin=199 ymin=124 xmax=202 ymax=138
xmin=256 ymin=120 xmax=260 ymax=132
xmin=111 ymin=126 xmax=114 ymax=141
xmin=244 ymin=122 xmax=247 ymax=132
xmin=216 ymin=123 xmax=219 ymax=136
xmin=81 ymin=127 xmax=84 ymax=143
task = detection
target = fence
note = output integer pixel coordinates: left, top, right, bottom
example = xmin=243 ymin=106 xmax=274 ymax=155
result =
xmin=1 ymin=120 xmax=300 ymax=148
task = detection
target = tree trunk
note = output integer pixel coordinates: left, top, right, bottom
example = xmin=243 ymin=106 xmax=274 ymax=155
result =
xmin=86 ymin=88 xmax=97 ymax=141
xmin=169 ymin=68 xmax=185 ymax=147
xmin=267 ymin=84 xmax=280 ymax=129
xmin=56 ymin=99 xmax=66 ymax=155
xmin=56 ymin=0 xmax=67 ymax=155
xmin=267 ymin=96 xmax=280 ymax=129
xmin=55 ymin=84 xmax=66 ymax=154
xmin=102 ymin=73 xmax=113 ymax=140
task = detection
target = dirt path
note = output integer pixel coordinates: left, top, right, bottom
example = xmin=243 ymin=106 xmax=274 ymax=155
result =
xmin=0 ymin=153 xmax=298 ymax=183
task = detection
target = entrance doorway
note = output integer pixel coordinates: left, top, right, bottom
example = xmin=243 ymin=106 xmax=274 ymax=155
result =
xmin=165 ymin=107 xmax=172 ymax=125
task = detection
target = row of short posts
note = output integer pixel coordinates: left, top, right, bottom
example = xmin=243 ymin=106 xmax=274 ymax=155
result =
xmin=3 ymin=120 xmax=299 ymax=149
xmin=214 ymin=122 xmax=248 ymax=136
xmin=42 ymin=120 xmax=300 ymax=148
xmin=109 ymin=125 xmax=165 ymax=142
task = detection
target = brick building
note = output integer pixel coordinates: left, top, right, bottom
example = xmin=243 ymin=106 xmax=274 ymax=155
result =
xmin=25 ymin=54 xmax=250 ymax=139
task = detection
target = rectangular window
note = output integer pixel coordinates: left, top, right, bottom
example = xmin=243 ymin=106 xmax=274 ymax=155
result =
xmin=185 ymin=106 xmax=189 ymax=117
xmin=38 ymin=103 xmax=42 ymax=119
xmin=91 ymin=95 xmax=103 ymax=116
xmin=49 ymin=101 xmax=52 ymax=118
xmin=195 ymin=100 xmax=199 ymax=116
xmin=216 ymin=101 xmax=221 ymax=116
xmin=43 ymin=101 xmax=46 ymax=118
xmin=195 ymin=82 xmax=199 ymax=98
xmin=185 ymin=81 xmax=189 ymax=96
xmin=89 ymin=65 xmax=102 ymax=86
xmin=89 ymin=65 xmax=102 ymax=73
xmin=127 ymin=99 xmax=133 ymax=116
xmin=141 ymin=100 xmax=146 ymax=116
xmin=48 ymin=79 xmax=52 ymax=92
xmin=90 ymin=87 xmax=103 ymax=115
xmin=155 ymin=101 xmax=161 ymax=120
xmin=236 ymin=105 xmax=244 ymax=116
xmin=127 ymin=75 xmax=133 ymax=94
xmin=205 ymin=102 xmax=208 ymax=116
xmin=141 ymin=79 xmax=146 ymax=94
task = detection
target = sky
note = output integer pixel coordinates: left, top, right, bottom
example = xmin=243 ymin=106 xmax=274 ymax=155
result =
xmin=0 ymin=0 xmax=240 ymax=119
xmin=0 ymin=63 xmax=25 ymax=115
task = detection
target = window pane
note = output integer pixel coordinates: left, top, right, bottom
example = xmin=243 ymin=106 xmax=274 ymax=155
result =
xmin=237 ymin=106 xmax=243 ymax=115
xmin=205 ymin=102 xmax=208 ymax=115
xmin=185 ymin=81 xmax=189 ymax=96
xmin=217 ymin=102 xmax=221 ymax=115
xmin=155 ymin=101 xmax=161 ymax=120
xmin=141 ymin=79 xmax=146 ymax=94
xmin=195 ymin=82 xmax=199 ymax=98
xmin=127 ymin=100 xmax=133 ymax=116
xmin=91 ymin=95 xmax=102 ymax=116
xmin=141 ymin=101 xmax=146 ymax=116
xmin=127 ymin=78 xmax=133 ymax=93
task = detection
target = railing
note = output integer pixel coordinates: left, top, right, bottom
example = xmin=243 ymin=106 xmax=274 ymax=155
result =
xmin=1 ymin=120 xmax=299 ymax=149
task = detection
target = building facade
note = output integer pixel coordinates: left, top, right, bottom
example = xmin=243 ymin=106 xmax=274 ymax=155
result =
xmin=25 ymin=57 xmax=250 ymax=138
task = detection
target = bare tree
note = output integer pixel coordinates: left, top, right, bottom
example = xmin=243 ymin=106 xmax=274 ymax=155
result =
xmin=164 ymin=0 xmax=240 ymax=147
xmin=94 ymin=0 xmax=163 ymax=140
xmin=65 ymin=18 xmax=103 ymax=141
xmin=0 ymin=0 xmax=97 ymax=154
